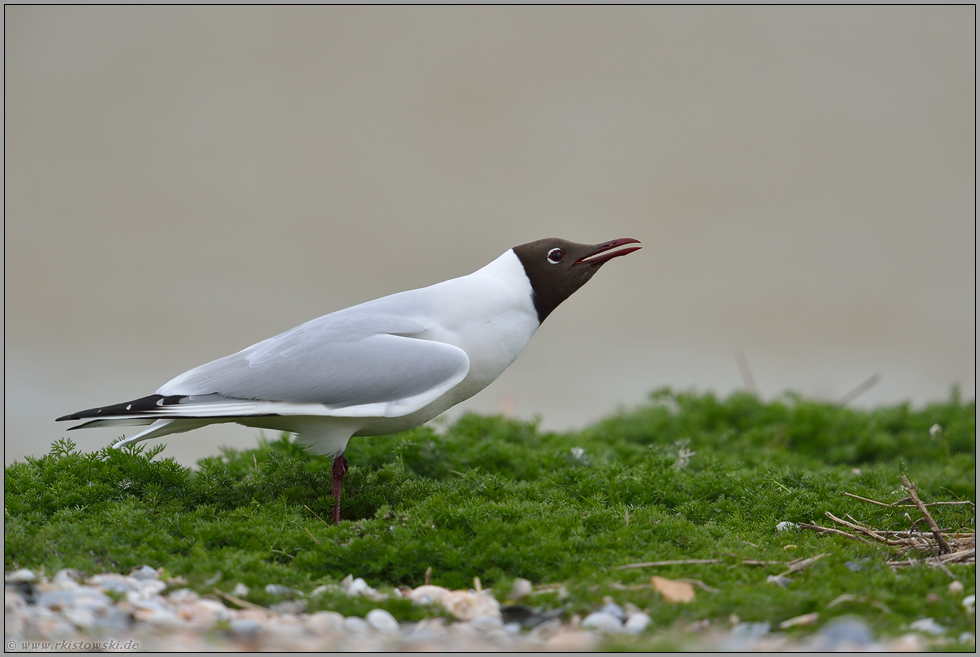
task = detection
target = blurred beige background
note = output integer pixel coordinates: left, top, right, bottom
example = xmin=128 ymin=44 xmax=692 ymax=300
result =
xmin=5 ymin=6 xmax=975 ymax=467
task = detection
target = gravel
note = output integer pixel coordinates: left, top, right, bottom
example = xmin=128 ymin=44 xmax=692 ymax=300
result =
xmin=3 ymin=568 xmax=967 ymax=652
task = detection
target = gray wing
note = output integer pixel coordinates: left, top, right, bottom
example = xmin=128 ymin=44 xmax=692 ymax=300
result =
xmin=157 ymin=302 xmax=469 ymax=418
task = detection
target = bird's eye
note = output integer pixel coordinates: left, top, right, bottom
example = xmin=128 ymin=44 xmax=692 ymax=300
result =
xmin=547 ymin=248 xmax=565 ymax=264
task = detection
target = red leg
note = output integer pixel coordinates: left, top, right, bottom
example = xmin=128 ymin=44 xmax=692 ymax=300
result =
xmin=331 ymin=452 xmax=349 ymax=525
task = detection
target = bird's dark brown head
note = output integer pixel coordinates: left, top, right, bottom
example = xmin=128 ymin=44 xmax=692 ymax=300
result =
xmin=512 ymin=237 xmax=641 ymax=323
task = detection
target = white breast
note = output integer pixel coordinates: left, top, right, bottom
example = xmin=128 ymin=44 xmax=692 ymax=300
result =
xmin=355 ymin=249 xmax=540 ymax=435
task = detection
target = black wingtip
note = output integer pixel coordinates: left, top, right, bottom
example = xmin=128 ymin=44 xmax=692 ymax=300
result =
xmin=55 ymin=394 xmax=186 ymax=422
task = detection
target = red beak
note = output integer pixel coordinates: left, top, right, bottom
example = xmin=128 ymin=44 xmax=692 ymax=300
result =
xmin=576 ymin=238 xmax=642 ymax=266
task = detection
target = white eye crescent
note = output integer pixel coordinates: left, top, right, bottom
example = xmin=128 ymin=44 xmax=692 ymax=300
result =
xmin=547 ymin=248 xmax=565 ymax=264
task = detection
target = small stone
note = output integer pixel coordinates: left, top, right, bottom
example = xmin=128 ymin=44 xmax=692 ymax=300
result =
xmin=624 ymin=612 xmax=652 ymax=635
xmin=949 ymin=581 xmax=964 ymax=594
xmin=510 ymin=578 xmax=533 ymax=600
xmin=306 ymin=610 xmax=345 ymax=635
xmin=809 ymin=617 xmax=875 ymax=651
xmin=168 ymin=588 xmax=200 ymax=604
xmin=130 ymin=565 xmax=158 ymax=580
xmin=132 ymin=579 xmax=167 ymax=599
xmin=958 ymin=631 xmax=975 ymax=645
xmin=89 ymin=573 xmax=143 ymax=596
xmin=5 ymin=588 xmax=27 ymax=611
xmin=271 ymin=599 xmax=307 ymax=614
xmin=366 ymin=608 xmax=400 ymax=634
xmin=529 ymin=617 xmax=564 ymax=640
xmin=721 ymin=620 xmax=772 ymax=650
xmin=411 ymin=585 xmax=451 ymax=605
xmin=53 ymin=569 xmax=84 ymax=586
xmin=440 ymin=590 xmax=501 ymax=621
xmin=345 ymin=577 xmax=380 ymax=598
xmin=343 ymin=616 xmax=371 ymax=634
xmin=230 ymin=618 xmax=265 ymax=636
xmin=581 ymin=611 xmax=623 ymax=633
xmin=411 ymin=617 xmax=448 ymax=637
xmin=775 ymin=521 xmax=796 ymax=532
xmin=265 ymin=584 xmax=303 ymax=598
xmin=963 ymin=594 xmax=975 ymax=615
xmin=910 ymin=618 xmax=945 ymax=636
xmin=131 ymin=599 xmax=181 ymax=628
xmin=503 ymin=621 xmax=522 ymax=634
xmin=5 ymin=569 xmax=37 ymax=583
xmin=37 ymin=587 xmax=113 ymax=612
xmin=600 ymin=601 xmax=626 ymax=620
xmin=178 ymin=599 xmax=233 ymax=627
xmin=232 ymin=583 xmax=250 ymax=597
xmin=268 ymin=614 xmax=306 ymax=639
xmin=469 ymin=615 xmax=503 ymax=631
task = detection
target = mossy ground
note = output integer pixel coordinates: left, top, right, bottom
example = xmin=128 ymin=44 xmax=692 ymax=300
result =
xmin=5 ymin=388 xmax=975 ymax=647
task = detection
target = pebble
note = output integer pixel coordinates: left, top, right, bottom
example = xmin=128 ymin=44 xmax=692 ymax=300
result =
xmin=5 ymin=569 xmax=37 ymax=583
xmin=230 ymin=618 xmax=265 ymax=636
xmin=440 ymin=590 xmax=501 ymax=621
xmin=130 ymin=565 xmax=159 ymax=580
xmin=509 ymin=578 xmax=533 ymax=600
xmin=306 ymin=610 xmax=345 ymax=634
xmin=599 ymin=601 xmax=626 ymax=621
xmin=806 ymin=617 xmax=877 ymax=651
xmin=719 ymin=621 xmax=773 ymax=651
xmin=581 ymin=611 xmax=623 ymax=633
xmin=410 ymin=585 xmax=451 ymax=605
xmin=366 ymin=608 xmax=399 ymax=634
xmin=624 ymin=612 xmax=652 ymax=635
xmin=265 ymin=584 xmax=303 ymax=598
xmin=270 ymin=600 xmax=307 ymax=614
xmin=910 ymin=618 xmax=945 ymax=636
xmin=469 ymin=615 xmax=503 ymax=632
xmin=343 ymin=616 xmax=371 ymax=635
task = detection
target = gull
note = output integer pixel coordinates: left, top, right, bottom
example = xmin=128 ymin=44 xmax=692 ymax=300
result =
xmin=58 ymin=237 xmax=641 ymax=523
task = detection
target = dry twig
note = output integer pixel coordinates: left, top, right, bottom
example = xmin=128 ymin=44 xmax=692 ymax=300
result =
xmin=842 ymin=491 xmax=974 ymax=508
xmin=800 ymin=478 xmax=975 ymax=571
xmin=901 ymin=474 xmax=951 ymax=555
xmin=614 ymin=558 xmax=720 ymax=570
xmin=776 ymin=553 xmax=827 ymax=578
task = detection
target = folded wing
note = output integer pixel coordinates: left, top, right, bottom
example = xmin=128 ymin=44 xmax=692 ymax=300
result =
xmin=62 ymin=303 xmax=471 ymax=426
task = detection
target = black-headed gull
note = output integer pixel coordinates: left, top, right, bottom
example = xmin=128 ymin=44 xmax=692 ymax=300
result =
xmin=58 ymin=237 xmax=641 ymax=523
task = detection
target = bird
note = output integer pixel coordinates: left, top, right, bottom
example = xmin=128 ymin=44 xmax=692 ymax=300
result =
xmin=57 ymin=237 xmax=641 ymax=523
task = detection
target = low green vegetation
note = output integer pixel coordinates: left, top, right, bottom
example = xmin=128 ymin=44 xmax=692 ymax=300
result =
xmin=5 ymin=388 xmax=975 ymax=645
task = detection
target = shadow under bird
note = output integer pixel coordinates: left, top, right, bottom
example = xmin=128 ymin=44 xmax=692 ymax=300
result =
xmin=58 ymin=237 xmax=641 ymax=523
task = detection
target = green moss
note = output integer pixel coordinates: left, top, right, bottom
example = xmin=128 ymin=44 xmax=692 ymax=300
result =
xmin=5 ymin=389 xmax=975 ymax=638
